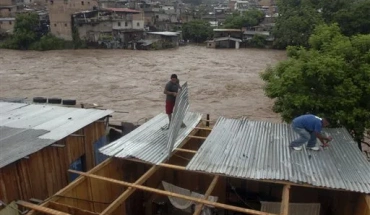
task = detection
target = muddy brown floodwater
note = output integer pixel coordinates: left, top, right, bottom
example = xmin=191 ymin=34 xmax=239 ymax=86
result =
xmin=0 ymin=46 xmax=286 ymax=124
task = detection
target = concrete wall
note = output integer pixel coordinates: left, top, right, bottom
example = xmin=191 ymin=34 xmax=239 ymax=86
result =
xmin=0 ymin=0 xmax=16 ymax=6
xmin=0 ymin=7 xmax=17 ymax=17
xmin=77 ymin=21 xmax=112 ymax=41
xmin=0 ymin=19 xmax=14 ymax=33
xmin=48 ymin=0 xmax=98 ymax=40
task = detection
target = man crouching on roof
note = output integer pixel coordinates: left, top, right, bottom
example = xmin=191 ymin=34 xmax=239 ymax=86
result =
xmin=163 ymin=74 xmax=186 ymax=130
xmin=290 ymin=114 xmax=333 ymax=151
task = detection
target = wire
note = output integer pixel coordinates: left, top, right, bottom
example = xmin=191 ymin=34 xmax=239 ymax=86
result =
xmin=226 ymin=182 xmax=255 ymax=209
xmin=55 ymin=195 xmax=111 ymax=204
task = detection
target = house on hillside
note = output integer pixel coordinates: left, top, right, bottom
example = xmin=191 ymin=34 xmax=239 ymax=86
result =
xmin=20 ymin=112 xmax=370 ymax=215
xmin=73 ymin=8 xmax=145 ymax=49
xmin=0 ymin=102 xmax=113 ymax=206
xmin=48 ymin=0 xmax=99 ymax=41
xmin=207 ymin=29 xmax=243 ymax=49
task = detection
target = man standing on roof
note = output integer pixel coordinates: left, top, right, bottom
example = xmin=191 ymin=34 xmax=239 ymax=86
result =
xmin=290 ymin=114 xmax=333 ymax=151
xmin=163 ymin=74 xmax=185 ymax=130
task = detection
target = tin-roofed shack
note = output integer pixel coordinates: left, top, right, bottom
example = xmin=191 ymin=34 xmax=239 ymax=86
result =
xmin=138 ymin=31 xmax=180 ymax=50
xmin=23 ymin=114 xmax=370 ymax=215
xmin=0 ymin=102 xmax=113 ymax=205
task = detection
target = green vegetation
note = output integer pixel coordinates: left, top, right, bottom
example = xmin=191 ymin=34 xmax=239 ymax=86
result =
xmin=223 ymin=9 xmax=265 ymax=29
xmin=1 ymin=12 xmax=85 ymax=51
xmin=261 ymin=23 xmax=370 ymax=147
xmin=182 ymin=20 xmax=213 ymax=43
xmin=273 ymin=0 xmax=370 ymax=49
xmin=273 ymin=0 xmax=323 ymax=49
xmin=246 ymin=35 xmax=267 ymax=48
xmin=1 ymin=13 xmax=40 ymax=49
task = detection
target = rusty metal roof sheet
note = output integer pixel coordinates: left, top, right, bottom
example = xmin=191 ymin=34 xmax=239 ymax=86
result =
xmin=0 ymin=102 xmax=113 ymax=168
xmin=186 ymin=117 xmax=370 ymax=193
xmin=99 ymin=112 xmax=202 ymax=164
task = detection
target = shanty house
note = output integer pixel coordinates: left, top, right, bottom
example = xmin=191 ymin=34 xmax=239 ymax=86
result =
xmin=207 ymin=29 xmax=243 ymax=49
xmin=138 ymin=31 xmax=180 ymax=49
xmin=21 ymin=116 xmax=370 ymax=215
xmin=15 ymin=84 xmax=370 ymax=215
xmin=0 ymin=102 xmax=113 ymax=206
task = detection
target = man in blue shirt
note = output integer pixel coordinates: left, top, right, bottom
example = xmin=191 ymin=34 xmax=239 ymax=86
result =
xmin=290 ymin=114 xmax=333 ymax=151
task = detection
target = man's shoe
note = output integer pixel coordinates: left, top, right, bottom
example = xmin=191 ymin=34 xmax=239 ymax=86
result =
xmin=307 ymin=146 xmax=320 ymax=151
xmin=292 ymin=146 xmax=302 ymax=151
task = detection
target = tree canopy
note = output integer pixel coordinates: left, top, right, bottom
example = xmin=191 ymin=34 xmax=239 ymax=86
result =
xmin=223 ymin=9 xmax=265 ymax=29
xmin=273 ymin=0 xmax=370 ymax=49
xmin=261 ymin=23 xmax=370 ymax=146
xmin=182 ymin=20 xmax=213 ymax=43
xmin=3 ymin=13 xmax=40 ymax=49
xmin=273 ymin=0 xmax=323 ymax=49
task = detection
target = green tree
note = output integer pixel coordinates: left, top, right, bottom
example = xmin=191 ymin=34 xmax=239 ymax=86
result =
xmin=273 ymin=0 xmax=323 ymax=49
xmin=261 ymin=23 xmax=370 ymax=148
xmin=2 ymin=13 xmax=40 ymax=49
xmin=182 ymin=20 xmax=213 ymax=43
xmin=223 ymin=9 xmax=265 ymax=29
xmin=331 ymin=0 xmax=370 ymax=36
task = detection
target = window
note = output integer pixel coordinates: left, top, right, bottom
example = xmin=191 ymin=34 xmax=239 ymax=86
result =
xmin=9 ymin=8 xmax=11 ymax=12
xmin=0 ymin=21 xmax=2 ymax=24
xmin=65 ymin=23 xmax=67 ymax=27
xmin=125 ymin=22 xmax=127 ymax=27
xmin=9 ymin=21 xmax=12 ymax=25
xmin=54 ymin=23 xmax=57 ymax=27
xmin=81 ymin=1 xmax=84 ymax=5
xmin=137 ymin=22 xmax=140 ymax=27
xmin=118 ymin=22 xmax=121 ymax=26
xmin=88 ymin=1 xmax=90 ymax=4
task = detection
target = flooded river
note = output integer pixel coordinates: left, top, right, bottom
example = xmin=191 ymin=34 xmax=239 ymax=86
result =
xmin=0 ymin=46 xmax=286 ymax=124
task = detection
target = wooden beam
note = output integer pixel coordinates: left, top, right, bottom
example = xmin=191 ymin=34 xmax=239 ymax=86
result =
xmin=48 ymin=201 xmax=99 ymax=215
xmin=152 ymin=162 xmax=342 ymax=191
xmin=100 ymin=165 xmax=160 ymax=215
xmin=188 ymin=135 xmax=207 ymax=140
xmin=174 ymin=148 xmax=197 ymax=154
xmin=17 ymin=200 xmax=70 ymax=215
xmin=193 ymin=175 xmax=219 ymax=215
xmin=68 ymin=170 xmax=276 ymax=215
xmin=27 ymin=158 xmax=113 ymax=215
xmin=195 ymin=127 xmax=213 ymax=131
xmin=280 ymin=185 xmax=290 ymax=215
xmin=158 ymin=163 xmax=187 ymax=171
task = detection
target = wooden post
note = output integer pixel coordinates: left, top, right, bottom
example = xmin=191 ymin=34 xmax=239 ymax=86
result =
xmin=280 ymin=185 xmax=290 ymax=215
xmin=100 ymin=165 xmax=160 ymax=215
xmin=193 ymin=175 xmax=219 ymax=215
xmin=206 ymin=114 xmax=210 ymax=127
xmin=68 ymin=169 xmax=277 ymax=215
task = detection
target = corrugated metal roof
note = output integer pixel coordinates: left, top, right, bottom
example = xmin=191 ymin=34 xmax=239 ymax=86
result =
xmin=99 ymin=112 xmax=202 ymax=164
xmin=166 ymin=82 xmax=189 ymax=159
xmin=147 ymin=31 xmax=180 ymax=36
xmin=0 ymin=102 xmax=113 ymax=168
xmin=186 ymin=117 xmax=370 ymax=193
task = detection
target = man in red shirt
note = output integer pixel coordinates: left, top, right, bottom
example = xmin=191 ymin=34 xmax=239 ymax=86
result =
xmin=163 ymin=74 xmax=185 ymax=130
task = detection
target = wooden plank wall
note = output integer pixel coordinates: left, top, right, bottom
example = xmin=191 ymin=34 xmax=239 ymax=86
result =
xmin=354 ymin=195 xmax=370 ymax=215
xmin=0 ymin=120 xmax=106 ymax=204
xmin=49 ymin=158 xmax=127 ymax=215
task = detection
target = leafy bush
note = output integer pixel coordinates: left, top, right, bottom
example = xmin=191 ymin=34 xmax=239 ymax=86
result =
xmin=29 ymin=34 xmax=66 ymax=51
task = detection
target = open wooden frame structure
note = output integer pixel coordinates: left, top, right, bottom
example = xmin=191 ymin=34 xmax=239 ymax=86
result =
xmin=23 ymin=119 xmax=370 ymax=215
